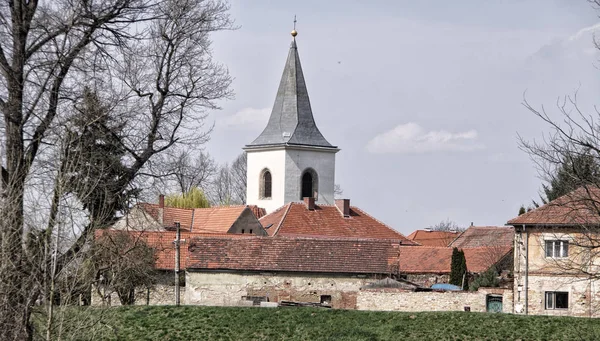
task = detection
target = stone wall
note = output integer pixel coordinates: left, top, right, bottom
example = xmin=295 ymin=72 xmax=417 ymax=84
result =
xmin=91 ymin=271 xmax=184 ymax=306
xmin=356 ymin=287 xmax=513 ymax=313
xmin=405 ymin=274 xmax=449 ymax=288
xmin=185 ymin=270 xmax=379 ymax=309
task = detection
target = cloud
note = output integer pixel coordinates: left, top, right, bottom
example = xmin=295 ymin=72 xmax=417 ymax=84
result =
xmin=366 ymin=122 xmax=484 ymax=154
xmin=218 ymin=107 xmax=270 ymax=130
xmin=531 ymin=23 xmax=600 ymax=62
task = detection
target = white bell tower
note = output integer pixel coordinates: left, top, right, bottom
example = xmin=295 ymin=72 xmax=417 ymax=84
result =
xmin=244 ymin=30 xmax=339 ymax=213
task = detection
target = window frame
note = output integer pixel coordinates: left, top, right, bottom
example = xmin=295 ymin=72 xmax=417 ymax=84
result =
xmin=259 ymin=168 xmax=273 ymax=200
xmin=545 ymin=240 xmax=569 ymax=259
xmin=300 ymin=168 xmax=319 ymax=200
xmin=545 ymin=291 xmax=569 ymax=310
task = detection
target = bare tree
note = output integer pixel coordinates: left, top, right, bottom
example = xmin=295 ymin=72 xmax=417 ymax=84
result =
xmin=208 ymin=152 xmax=246 ymax=205
xmin=0 ymin=1 xmax=234 ymax=339
xmin=430 ymin=219 xmax=464 ymax=232
xmin=170 ymin=150 xmax=217 ymax=194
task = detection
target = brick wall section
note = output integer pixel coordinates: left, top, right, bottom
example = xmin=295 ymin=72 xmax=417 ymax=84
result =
xmin=356 ymin=287 xmax=513 ymax=313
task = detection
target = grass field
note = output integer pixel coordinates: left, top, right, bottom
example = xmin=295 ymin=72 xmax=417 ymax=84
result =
xmin=38 ymin=306 xmax=600 ymax=341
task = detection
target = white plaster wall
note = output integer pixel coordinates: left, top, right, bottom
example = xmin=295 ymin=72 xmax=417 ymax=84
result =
xmin=246 ymin=149 xmax=287 ymax=213
xmin=284 ymin=149 xmax=336 ymax=205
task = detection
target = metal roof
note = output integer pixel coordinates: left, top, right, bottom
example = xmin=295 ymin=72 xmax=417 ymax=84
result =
xmin=246 ymin=39 xmax=336 ymax=149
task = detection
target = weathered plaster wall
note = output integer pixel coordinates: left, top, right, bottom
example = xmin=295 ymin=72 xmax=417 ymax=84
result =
xmin=357 ymin=288 xmax=513 ymax=313
xmin=284 ymin=148 xmax=336 ymax=206
xmin=513 ymin=275 xmax=600 ymax=317
xmin=91 ymin=272 xmax=183 ymax=306
xmin=185 ymin=271 xmax=376 ymax=309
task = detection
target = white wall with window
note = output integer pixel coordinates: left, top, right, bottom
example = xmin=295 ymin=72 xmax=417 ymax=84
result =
xmin=545 ymin=240 xmax=569 ymax=258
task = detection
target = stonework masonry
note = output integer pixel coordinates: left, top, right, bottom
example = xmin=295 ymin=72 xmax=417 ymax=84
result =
xmin=185 ymin=271 xmax=377 ymax=309
xmin=357 ymin=288 xmax=513 ymax=313
xmin=91 ymin=272 xmax=183 ymax=306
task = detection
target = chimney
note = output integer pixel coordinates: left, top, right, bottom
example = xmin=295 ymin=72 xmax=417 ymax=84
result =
xmin=158 ymin=194 xmax=165 ymax=225
xmin=335 ymin=199 xmax=350 ymax=218
xmin=424 ymin=227 xmax=432 ymax=232
xmin=303 ymin=197 xmax=315 ymax=210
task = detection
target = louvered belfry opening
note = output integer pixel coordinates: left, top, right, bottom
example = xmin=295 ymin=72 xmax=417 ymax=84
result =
xmin=263 ymin=171 xmax=272 ymax=198
xmin=301 ymin=172 xmax=313 ymax=199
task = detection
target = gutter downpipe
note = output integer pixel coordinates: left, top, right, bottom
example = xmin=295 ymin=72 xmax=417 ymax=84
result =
xmin=524 ymin=224 xmax=529 ymax=316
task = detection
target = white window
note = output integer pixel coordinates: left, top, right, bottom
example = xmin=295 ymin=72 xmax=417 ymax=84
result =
xmin=545 ymin=291 xmax=568 ymax=310
xmin=545 ymin=240 xmax=568 ymax=258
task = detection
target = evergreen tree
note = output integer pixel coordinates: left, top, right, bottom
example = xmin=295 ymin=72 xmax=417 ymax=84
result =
xmin=165 ymin=187 xmax=211 ymax=209
xmin=518 ymin=206 xmax=526 ymax=216
xmin=450 ymin=247 xmax=468 ymax=290
xmin=539 ymin=151 xmax=600 ymax=204
xmin=64 ymin=88 xmax=130 ymax=227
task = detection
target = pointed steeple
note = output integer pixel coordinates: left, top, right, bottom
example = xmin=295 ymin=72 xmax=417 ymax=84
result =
xmin=246 ymin=36 xmax=336 ymax=149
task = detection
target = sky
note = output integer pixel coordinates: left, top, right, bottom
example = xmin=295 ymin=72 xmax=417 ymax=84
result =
xmin=203 ymin=0 xmax=600 ymax=234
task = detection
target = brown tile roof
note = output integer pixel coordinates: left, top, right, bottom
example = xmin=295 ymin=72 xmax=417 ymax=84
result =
xmin=449 ymin=226 xmax=514 ymax=249
xmin=187 ymin=236 xmax=401 ymax=274
xmin=406 ymin=230 xmax=460 ymax=247
xmin=507 ymin=186 xmax=600 ymax=226
xmin=259 ymin=202 xmax=416 ymax=243
xmin=137 ymin=204 xmax=264 ymax=233
xmin=397 ymin=246 xmax=512 ymax=274
xmin=95 ymin=230 xmax=251 ymax=270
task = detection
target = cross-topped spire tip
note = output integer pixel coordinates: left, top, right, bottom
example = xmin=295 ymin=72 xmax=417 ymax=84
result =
xmin=291 ymin=15 xmax=298 ymax=38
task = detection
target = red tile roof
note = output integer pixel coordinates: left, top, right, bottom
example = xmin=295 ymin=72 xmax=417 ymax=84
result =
xmin=137 ymin=204 xmax=263 ymax=233
xmin=397 ymin=246 xmax=512 ymax=274
xmin=259 ymin=202 xmax=416 ymax=243
xmin=406 ymin=230 xmax=460 ymax=247
xmin=95 ymin=230 xmax=251 ymax=270
xmin=449 ymin=226 xmax=514 ymax=249
xmin=507 ymin=186 xmax=600 ymax=226
xmin=187 ymin=236 xmax=401 ymax=274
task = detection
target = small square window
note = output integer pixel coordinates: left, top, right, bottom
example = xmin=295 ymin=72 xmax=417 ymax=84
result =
xmin=545 ymin=291 xmax=568 ymax=309
xmin=545 ymin=240 xmax=568 ymax=258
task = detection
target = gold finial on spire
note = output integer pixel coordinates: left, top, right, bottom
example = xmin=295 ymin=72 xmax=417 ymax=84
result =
xmin=291 ymin=15 xmax=298 ymax=37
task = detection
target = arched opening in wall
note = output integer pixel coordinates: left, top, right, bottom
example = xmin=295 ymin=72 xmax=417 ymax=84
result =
xmin=301 ymin=168 xmax=318 ymax=200
xmin=260 ymin=169 xmax=272 ymax=199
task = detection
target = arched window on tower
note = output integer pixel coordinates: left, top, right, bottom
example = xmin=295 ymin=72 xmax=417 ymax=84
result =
xmin=301 ymin=168 xmax=318 ymax=200
xmin=260 ymin=169 xmax=272 ymax=199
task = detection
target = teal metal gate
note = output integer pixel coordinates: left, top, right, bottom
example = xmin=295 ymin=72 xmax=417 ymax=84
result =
xmin=486 ymin=295 xmax=503 ymax=313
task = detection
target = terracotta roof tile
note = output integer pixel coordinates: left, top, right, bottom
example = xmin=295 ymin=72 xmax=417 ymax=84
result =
xmin=449 ymin=226 xmax=514 ymax=249
xmin=508 ymin=186 xmax=600 ymax=226
xmin=137 ymin=204 xmax=263 ymax=233
xmin=406 ymin=230 xmax=460 ymax=247
xmin=397 ymin=246 xmax=512 ymax=274
xmin=188 ymin=236 xmax=400 ymax=274
xmin=259 ymin=202 xmax=416 ymax=243
xmin=95 ymin=230 xmax=250 ymax=270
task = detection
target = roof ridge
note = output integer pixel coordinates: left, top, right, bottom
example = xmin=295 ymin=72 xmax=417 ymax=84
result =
xmin=349 ymin=206 xmax=412 ymax=243
xmin=272 ymin=202 xmax=292 ymax=236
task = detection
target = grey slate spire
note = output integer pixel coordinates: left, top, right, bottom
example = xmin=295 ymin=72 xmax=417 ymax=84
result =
xmin=246 ymin=39 xmax=336 ymax=149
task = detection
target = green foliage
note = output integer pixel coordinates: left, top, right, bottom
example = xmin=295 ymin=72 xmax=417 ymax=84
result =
xmin=65 ymin=88 xmax=131 ymax=225
xmin=518 ymin=206 xmax=526 ymax=216
xmin=539 ymin=151 xmax=600 ymax=204
xmin=450 ymin=248 xmax=468 ymax=290
xmin=38 ymin=306 xmax=600 ymax=341
xmin=470 ymin=267 xmax=500 ymax=291
xmin=165 ymin=187 xmax=211 ymax=209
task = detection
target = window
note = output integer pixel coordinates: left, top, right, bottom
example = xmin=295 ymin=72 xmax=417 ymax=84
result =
xmin=320 ymin=295 xmax=332 ymax=305
xmin=302 ymin=172 xmax=312 ymax=198
xmin=300 ymin=168 xmax=318 ymax=200
xmin=241 ymin=229 xmax=245 ymax=234
xmin=263 ymin=171 xmax=272 ymax=198
xmin=249 ymin=229 xmax=253 ymax=234
xmin=545 ymin=240 xmax=569 ymax=258
xmin=545 ymin=291 xmax=568 ymax=310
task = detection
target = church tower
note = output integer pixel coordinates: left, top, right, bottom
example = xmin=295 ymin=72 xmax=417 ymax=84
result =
xmin=245 ymin=29 xmax=338 ymax=213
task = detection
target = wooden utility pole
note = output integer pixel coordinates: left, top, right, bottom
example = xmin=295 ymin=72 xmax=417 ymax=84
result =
xmin=174 ymin=222 xmax=181 ymax=306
